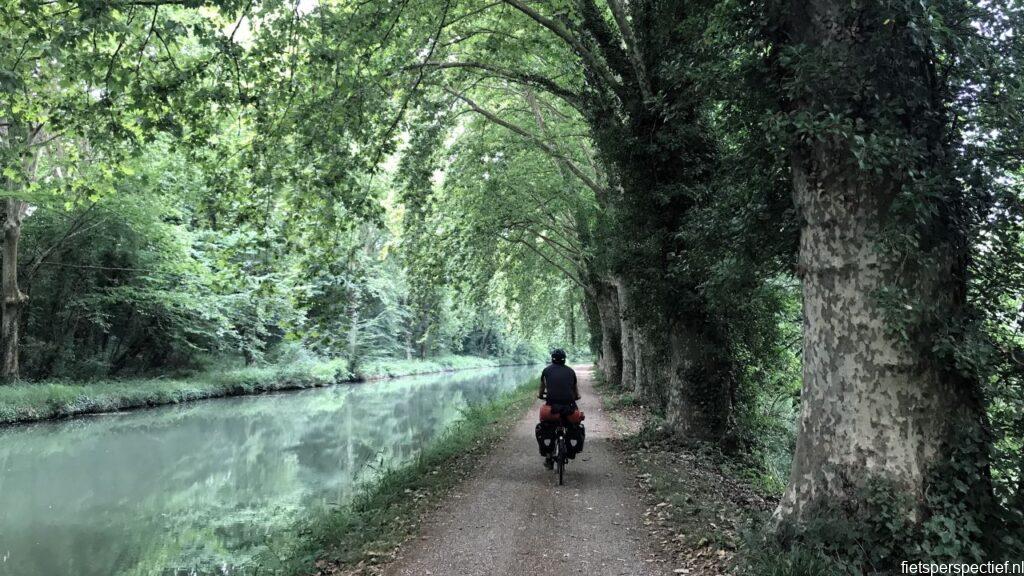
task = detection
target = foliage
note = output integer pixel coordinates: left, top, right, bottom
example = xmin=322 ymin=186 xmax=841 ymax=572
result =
xmin=751 ymin=471 xmax=1023 ymax=575
xmin=356 ymin=352 xmax=535 ymax=380
xmin=0 ymin=353 xmax=531 ymax=425
xmin=8 ymin=113 xmax=546 ymax=381
xmin=0 ymin=358 xmax=342 ymax=424
xmin=2 ymin=0 xmax=1023 ymax=573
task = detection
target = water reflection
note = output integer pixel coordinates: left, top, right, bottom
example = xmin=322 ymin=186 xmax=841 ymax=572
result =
xmin=0 ymin=365 xmax=538 ymax=576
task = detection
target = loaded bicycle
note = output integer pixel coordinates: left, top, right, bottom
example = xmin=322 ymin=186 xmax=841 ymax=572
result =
xmin=536 ymin=393 xmax=585 ymax=486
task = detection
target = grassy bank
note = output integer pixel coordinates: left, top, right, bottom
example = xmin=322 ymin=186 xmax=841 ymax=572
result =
xmin=0 ymin=355 xmax=534 ymax=425
xmin=356 ymin=354 xmax=521 ymax=379
xmin=261 ymin=379 xmax=537 ymax=576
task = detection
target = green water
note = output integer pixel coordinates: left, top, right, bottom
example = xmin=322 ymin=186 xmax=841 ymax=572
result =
xmin=0 ymin=365 xmax=538 ymax=576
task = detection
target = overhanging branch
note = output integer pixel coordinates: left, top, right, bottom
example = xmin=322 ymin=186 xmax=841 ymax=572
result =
xmin=501 ymin=0 xmax=621 ymax=93
xmin=498 ymin=232 xmax=591 ymax=294
xmin=444 ymin=87 xmax=608 ymax=199
xmin=606 ymin=0 xmax=651 ymax=101
xmin=410 ymin=60 xmax=584 ymax=112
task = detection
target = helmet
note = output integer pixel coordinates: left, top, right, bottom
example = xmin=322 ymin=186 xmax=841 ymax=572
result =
xmin=550 ymin=348 xmax=567 ymax=363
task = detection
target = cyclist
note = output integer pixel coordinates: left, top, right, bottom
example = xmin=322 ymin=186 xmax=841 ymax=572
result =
xmin=536 ymin=348 xmax=580 ymax=469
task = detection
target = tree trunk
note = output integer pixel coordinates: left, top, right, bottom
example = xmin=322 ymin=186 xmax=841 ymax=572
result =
xmin=583 ymin=292 xmax=603 ymax=360
xmin=634 ymin=325 xmax=672 ymax=406
xmin=594 ymin=279 xmax=622 ymax=387
xmin=347 ymin=293 xmax=361 ymax=371
xmin=664 ymin=317 xmax=733 ymax=441
xmin=771 ymin=0 xmax=988 ymax=527
xmin=633 ymin=328 xmax=650 ymax=399
xmin=775 ymin=145 xmax=982 ymax=523
xmin=568 ymin=296 xmax=576 ymax=348
xmin=2 ymin=199 xmax=29 ymax=381
xmin=613 ymin=277 xmax=636 ymax=391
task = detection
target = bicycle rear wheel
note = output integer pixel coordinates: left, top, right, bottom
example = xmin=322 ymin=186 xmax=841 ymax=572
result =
xmin=556 ymin=437 xmax=566 ymax=485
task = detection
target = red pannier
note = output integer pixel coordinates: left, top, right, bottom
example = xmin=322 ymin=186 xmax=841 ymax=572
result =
xmin=539 ymin=404 xmax=585 ymax=424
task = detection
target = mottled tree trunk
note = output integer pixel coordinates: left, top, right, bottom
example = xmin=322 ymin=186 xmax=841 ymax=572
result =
xmin=1 ymin=199 xmax=29 ymax=381
xmin=594 ymin=280 xmax=622 ymax=387
xmin=613 ymin=277 xmax=636 ymax=391
xmin=775 ymin=146 xmax=979 ymax=522
xmin=664 ymin=317 xmax=733 ymax=441
xmin=771 ymin=0 xmax=987 ymax=526
xmin=628 ymin=307 xmax=662 ymax=403
xmin=633 ymin=329 xmax=653 ymax=400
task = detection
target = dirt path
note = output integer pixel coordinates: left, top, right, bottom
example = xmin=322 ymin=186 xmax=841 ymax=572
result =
xmin=384 ymin=366 xmax=664 ymax=576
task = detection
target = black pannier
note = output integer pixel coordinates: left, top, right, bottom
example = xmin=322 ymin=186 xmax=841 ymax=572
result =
xmin=535 ymin=422 xmax=585 ymax=458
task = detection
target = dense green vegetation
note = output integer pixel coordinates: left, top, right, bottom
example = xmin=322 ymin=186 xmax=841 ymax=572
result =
xmin=2 ymin=0 xmax=1023 ymax=574
xmin=0 ymin=353 xmax=527 ymax=424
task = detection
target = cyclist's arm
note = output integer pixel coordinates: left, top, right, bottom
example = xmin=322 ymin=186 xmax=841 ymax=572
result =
xmin=572 ymin=372 xmax=581 ymax=400
xmin=538 ymin=374 xmax=547 ymax=399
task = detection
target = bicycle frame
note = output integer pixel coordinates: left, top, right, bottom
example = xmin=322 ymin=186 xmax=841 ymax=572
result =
xmin=553 ymin=416 xmax=570 ymax=485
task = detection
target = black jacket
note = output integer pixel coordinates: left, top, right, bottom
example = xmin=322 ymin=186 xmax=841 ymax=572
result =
xmin=539 ymin=363 xmax=579 ymax=403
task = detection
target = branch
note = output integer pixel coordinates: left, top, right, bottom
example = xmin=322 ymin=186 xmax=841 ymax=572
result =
xmin=511 ymin=221 xmax=582 ymax=260
xmin=445 ymin=87 xmax=608 ymax=198
xmin=374 ymin=0 xmax=452 ymax=167
xmin=502 ymin=0 xmax=621 ymax=93
xmin=26 ymin=209 xmax=104 ymax=280
xmin=605 ymin=0 xmax=651 ymax=101
xmin=411 ymin=61 xmax=584 ymax=112
xmin=498 ymin=233 xmax=590 ymax=293
xmin=132 ymin=7 xmax=161 ymax=79
xmin=523 ymin=86 xmax=603 ymax=218
xmin=519 ymin=199 xmax=581 ymax=253
xmin=103 ymin=6 xmax=137 ymax=88
xmin=109 ymin=0 xmax=190 ymax=6
xmin=33 ymin=261 xmax=155 ymax=273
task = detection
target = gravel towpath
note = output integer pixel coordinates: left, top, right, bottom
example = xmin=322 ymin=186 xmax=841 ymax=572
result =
xmin=384 ymin=365 xmax=663 ymax=576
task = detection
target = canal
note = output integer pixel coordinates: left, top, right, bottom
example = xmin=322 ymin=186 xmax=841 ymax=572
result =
xmin=0 ymin=365 xmax=537 ymax=575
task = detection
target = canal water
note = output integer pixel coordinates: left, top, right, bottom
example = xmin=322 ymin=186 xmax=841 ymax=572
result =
xmin=0 ymin=365 xmax=538 ymax=575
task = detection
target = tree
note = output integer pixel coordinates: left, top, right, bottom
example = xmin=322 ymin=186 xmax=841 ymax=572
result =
xmin=276 ymin=0 xmax=773 ymax=440
xmin=0 ymin=0 xmax=248 ymax=379
xmin=765 ymin=0 xmax=1024 ymax=561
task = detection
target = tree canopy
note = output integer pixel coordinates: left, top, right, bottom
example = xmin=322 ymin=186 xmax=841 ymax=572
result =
xmin=2 ymin=0 xmax=1023 ymax=571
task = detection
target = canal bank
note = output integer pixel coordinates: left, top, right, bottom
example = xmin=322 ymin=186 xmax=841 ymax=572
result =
xmin=0 ymin=354 xmax=536 ymax=426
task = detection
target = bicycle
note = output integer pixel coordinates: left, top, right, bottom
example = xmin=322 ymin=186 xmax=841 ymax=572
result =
xmin=538 ymin=393 xmax=577 ymax=485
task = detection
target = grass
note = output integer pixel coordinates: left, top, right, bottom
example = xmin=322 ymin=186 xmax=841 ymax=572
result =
xmin=259 ymin=379 xmax=537 ymax=575
xmin=0 ymin=354 xmax=533 ymax=425
xmin=354 ymin=354 xmax=527 ymax=380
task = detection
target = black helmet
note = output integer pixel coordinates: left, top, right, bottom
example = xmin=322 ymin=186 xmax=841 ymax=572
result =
xmin=550 ymin=348 xmax=567 ymax=363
